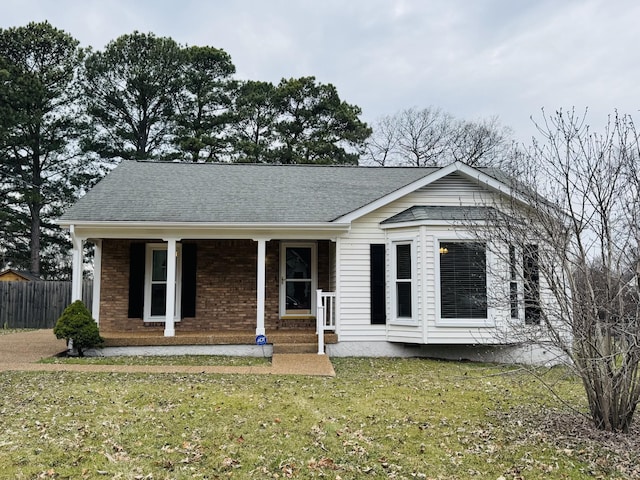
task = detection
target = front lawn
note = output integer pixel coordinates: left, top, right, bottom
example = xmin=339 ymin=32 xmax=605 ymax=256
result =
xmin=0 ymin=358 xmax=638 ymax=479
xmin=40 ymin=354 xmax=271 ymax=367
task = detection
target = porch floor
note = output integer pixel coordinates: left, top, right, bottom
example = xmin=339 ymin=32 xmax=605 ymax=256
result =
xmin=101 ymin=330 xmax=338 ymax=348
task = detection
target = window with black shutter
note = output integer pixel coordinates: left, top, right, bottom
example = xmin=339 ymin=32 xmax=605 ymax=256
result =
xmin=524 ymin=244 xmax=541 ymax=325
xmin=509 ymin=245 xmax=519 ymax=319
xmin=128 ymin=242 xmax=145 ymax=318
xmin=128 ymin=242 xmax=198 ymax=321
xmin=394 ymin=242 xmax=413 ymax=319
xmin=370 ymin=244 xmax=386 ymax=324
xmin=181 ymin=243 xmax=197 ymax=318
xmin=439 ymin=241 xmax=487 ymax=319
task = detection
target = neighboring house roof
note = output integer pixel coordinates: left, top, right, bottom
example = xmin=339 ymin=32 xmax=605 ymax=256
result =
xmin=0 ymin=269 xmax=41 ymax=281
xmin=59 ymin=161 xmax=441 ymax=224
xmin=381 ymin=206 xmax=498 ymax=224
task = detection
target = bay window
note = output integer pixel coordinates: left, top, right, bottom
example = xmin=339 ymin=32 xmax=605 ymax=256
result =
xmin=439 ymin=241 xmax=487 ymax=319
xmin=392 ymin=240 xmax=415 ymax=322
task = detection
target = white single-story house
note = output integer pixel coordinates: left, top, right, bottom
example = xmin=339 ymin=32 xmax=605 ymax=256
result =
xmin=57 ymin=160 xmax=554 ymax=362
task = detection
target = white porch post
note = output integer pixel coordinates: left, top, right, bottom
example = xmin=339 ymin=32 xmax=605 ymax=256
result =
xmin=91 ymin=240 xmax=102 ymax=324
xmin=164 ymin=238 xmax=178 ymax=337
xmin=316 ymin=289 xmax=325 ymax=355
xmin=70 ymin=225 xmax=84 ymax=302
xmin=254 ymin=238 xmax=269 ymax=337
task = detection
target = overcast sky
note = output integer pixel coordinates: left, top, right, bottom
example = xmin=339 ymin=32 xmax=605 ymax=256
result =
xmin=2 ymin=0 xmax=639 ymax=144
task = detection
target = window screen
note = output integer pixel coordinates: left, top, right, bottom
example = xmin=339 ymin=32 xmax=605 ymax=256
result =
xmin=440 ymin=242 xmax=487 ymax=319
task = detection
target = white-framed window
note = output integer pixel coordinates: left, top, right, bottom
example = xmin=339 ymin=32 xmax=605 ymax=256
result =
xmin=280 ymin=242 xmax=317 ymax=317
xmin=509 ymin=244 xmax=519 ymax=320
xmin=437 ymin=240 xmax=488 ymax=325
xmin=391 ymin=239 xmax=416 ymax=323
xmin=144 ymin=243 xmax=182 ymax=321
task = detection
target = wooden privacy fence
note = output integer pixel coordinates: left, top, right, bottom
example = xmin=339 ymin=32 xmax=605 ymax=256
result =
xmin=0 ymin=280 xmax=93 ymax=329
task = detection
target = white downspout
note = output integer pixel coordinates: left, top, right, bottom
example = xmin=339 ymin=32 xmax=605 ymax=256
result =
xmin=254 ymin=238 xmax=269 ymax=337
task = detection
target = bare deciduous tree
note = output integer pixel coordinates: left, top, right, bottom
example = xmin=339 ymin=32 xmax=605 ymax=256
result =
xmin=362 ymin=114 xmax=400 ymax=166
xmin=362 ymin=107 xmax=512 ymax=167
xmin=449 ymin=116 xmax=513 ymax=166
xmin=483 ymin=108 xmax=640 ymax=432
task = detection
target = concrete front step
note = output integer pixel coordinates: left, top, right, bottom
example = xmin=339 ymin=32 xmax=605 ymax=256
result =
xmin=102 ymin=330 xmax=337 ymax=348
xmin=273 ymin=343 xmax=318 ymax=354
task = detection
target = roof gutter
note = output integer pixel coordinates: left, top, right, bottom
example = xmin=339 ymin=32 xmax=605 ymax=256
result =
xmin=56 ymin=220 xmax=350 ymax=230
xmin=58 ymin=220 xmax=352 ymax=241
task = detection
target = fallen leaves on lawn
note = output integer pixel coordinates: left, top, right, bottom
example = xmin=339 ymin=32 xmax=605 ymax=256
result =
xmin=490 ymin=405 xmax=640 ymax=478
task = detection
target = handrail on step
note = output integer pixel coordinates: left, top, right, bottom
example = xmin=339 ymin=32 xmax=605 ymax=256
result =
xmin=316 ymin=289 xmax=336 ymax=355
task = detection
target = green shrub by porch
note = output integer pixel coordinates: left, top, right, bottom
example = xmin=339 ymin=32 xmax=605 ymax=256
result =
xmin=53 ymin=300 xmax=103 ymax=356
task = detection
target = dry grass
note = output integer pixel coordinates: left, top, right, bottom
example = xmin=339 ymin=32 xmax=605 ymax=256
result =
xmin=0 ymin=358 xmax=637 ymax=479
xmin=40 ymin=354 xmax=271 ymax=367
xmin=0 ymin=328 xmax=33 ymax=336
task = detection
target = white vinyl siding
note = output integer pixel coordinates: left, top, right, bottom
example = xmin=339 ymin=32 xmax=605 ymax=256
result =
xmin=336 ymin=173 xmax=496 ymax=344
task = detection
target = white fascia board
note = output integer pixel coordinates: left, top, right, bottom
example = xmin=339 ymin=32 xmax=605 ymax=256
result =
xmin=380 ymin=219 xmax=490 ymax=230
xmin=334 ymin=162 xmax=534 ymax=225
xmin=64 ymin=221 xmax=351 ymax=241
xmin=333 ymin=163 xmax=461 ymax=223
xmin=452 ymin=162 xmax=533 ymax=208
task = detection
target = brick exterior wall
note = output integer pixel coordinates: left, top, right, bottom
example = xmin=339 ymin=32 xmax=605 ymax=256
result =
xmin=98 ymin=238 xmax=333 ymax=333
xmin=99 ymin=239 xmax=134 ymax=333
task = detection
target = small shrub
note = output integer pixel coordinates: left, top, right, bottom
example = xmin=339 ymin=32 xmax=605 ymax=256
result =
xmin=53 ymin=300 xmax=103 ymax=356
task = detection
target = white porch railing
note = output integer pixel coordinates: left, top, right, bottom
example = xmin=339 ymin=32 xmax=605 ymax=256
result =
xmin=316 ymin=289 xmax=336 ymax=355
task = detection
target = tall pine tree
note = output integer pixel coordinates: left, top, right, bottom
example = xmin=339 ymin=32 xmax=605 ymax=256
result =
xmin=0 ymin=21 xmax=99 ymax=278
xmin=82 ymin=32 xmax=184 ymax=160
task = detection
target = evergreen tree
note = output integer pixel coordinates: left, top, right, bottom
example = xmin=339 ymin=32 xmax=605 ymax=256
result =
xmin=174 ymin=45 xmax=236 ymax=162
xmin=82 ymin=32 xmax=184 ymax=160
xmin=0 ymin=21 xmax=97 ymax=278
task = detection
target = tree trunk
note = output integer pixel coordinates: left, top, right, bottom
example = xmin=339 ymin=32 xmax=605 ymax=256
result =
xmin=29 ymin=210 xmax=40 ymax=276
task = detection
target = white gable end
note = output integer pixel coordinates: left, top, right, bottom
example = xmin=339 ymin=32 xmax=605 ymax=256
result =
xmin=336 ymin=170 xmax=512 ymax=346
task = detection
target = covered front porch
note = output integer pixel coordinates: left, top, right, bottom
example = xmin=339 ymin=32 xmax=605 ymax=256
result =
xmin=69 ymin=226 xmax=343 ymax=354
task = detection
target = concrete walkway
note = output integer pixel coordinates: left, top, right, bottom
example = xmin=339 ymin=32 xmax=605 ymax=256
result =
xmin=0 ymin=330 xmax=335 ymax=377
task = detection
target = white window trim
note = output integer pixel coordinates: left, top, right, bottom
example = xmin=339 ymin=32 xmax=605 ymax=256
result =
xmin=144 ymin=243 xmax=182 ymax=322
xmin=390 ymin=238 xmax=417 ymax=325
xmin=280 ymin=241 xmax=317 ymax=318
xmin=435 ymin=237 xmax=495 ymax=328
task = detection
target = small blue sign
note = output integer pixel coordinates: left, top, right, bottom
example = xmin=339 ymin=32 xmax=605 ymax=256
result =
xmin=256 ymin=334 xmax=267 ymax=345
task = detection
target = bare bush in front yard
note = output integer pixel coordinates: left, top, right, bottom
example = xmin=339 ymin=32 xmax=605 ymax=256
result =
xmin=484 ymin=109 xmax=640 ymax=432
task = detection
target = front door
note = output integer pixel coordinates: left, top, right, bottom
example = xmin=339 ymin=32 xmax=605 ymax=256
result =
xmin=280 ymin=243 xmax=317 ymax=316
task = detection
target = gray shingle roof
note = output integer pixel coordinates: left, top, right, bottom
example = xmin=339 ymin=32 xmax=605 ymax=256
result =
xmin=59 ymin=161 xmax=440 ymax=224
xmin=381 ymin=206 xmax=497 ymax=224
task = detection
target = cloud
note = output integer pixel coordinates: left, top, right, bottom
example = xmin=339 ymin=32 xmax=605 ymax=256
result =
xmin=2 ymin=0 xmax=639 ymax=144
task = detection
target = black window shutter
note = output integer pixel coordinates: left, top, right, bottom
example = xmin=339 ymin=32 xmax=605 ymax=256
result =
xmin=181 ymin=243 xmax=197 ymax=318
xmin=524 ymin=244 xmax=541 ymax=325
xmin=128 ymin=242 xmax=145 ymax=318
xmin=370 ymin=244 xmax=386 ymax=324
